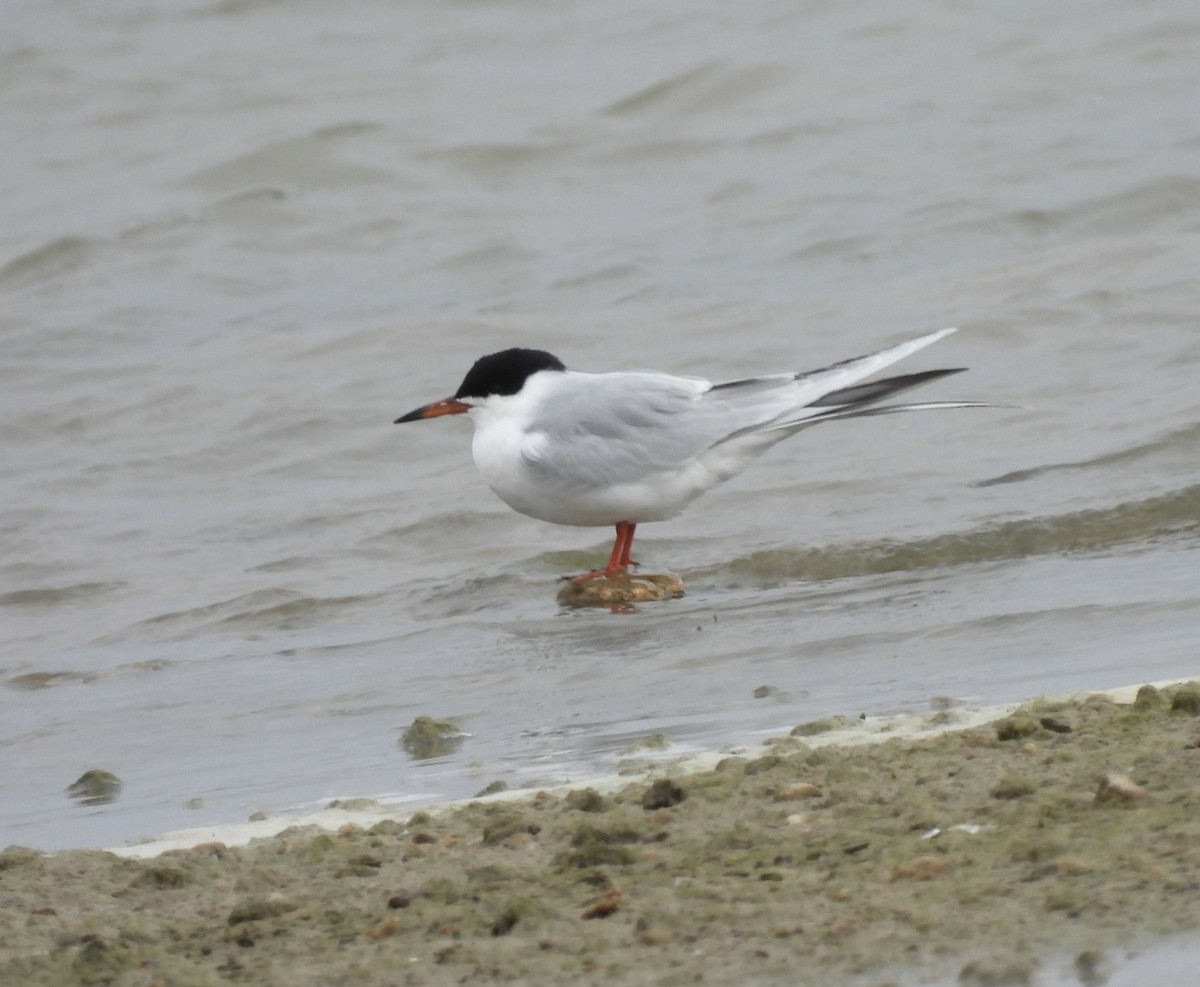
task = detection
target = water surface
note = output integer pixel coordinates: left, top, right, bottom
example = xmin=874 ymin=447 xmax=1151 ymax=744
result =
xmin=2 ymin=0 xmax=1198 ymax=851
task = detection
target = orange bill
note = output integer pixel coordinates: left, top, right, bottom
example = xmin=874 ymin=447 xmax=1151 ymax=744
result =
xmin=394 ymin=397 xmax=471 ymax=423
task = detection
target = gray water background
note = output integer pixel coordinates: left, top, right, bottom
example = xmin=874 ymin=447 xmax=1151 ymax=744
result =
xmin=3 ymin=0 xmax=1199 ymax=856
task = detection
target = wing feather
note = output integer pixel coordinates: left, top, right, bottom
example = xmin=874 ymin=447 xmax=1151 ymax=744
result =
xmin=519 ymin=328 xmax=974 ymax=493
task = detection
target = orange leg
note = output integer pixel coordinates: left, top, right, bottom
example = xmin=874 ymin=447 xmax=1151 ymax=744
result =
xmin=573 ymin=522 xmax=637 ymax=583
xmin=617 ymin=522 xmax=637 ymax=569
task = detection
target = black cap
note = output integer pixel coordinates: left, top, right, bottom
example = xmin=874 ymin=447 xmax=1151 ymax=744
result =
xmin=454 ymin=348 xmax=566 ymax=400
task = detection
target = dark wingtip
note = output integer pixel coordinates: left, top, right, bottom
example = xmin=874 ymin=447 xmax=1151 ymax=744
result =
xmin=808 ymin=367 xmax=968 ymax=408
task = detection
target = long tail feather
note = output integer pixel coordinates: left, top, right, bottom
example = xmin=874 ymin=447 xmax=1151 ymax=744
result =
xmin=806 ymin=399 xmax=1000 ymax=422
xmin=807 ymin=368 xmax=966 ymax=408
xmin=762 ymin=330 xmax=1001 ymax=431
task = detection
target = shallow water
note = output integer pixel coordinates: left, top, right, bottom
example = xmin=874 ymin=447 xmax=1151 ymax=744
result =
xmin=3 ymin=0 xmax=1199 ymax=852
xmin=899 ymin=935 xmax=1200 ymax=987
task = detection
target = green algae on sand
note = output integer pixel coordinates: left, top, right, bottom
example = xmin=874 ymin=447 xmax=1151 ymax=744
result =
xmin=3 ymin=682 xmax=1200 ymax=987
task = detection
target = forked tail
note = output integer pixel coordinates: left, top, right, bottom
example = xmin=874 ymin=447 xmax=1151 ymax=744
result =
xmin=765 ymin=328 xmax=999 ymax=432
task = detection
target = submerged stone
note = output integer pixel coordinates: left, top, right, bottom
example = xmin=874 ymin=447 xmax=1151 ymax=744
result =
xmin=66 ymin=769 xmax=122 ymax=805
xmin=400 ymin=716 xmax=464 ymax=759
xmin=556 ymin=571 xmax=684 ymax=607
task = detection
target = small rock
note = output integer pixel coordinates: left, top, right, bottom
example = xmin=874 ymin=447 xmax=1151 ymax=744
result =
xmin=71 ymin=936 xmax=134 ymax=978
xmin=401 ymin=716 xmax=464 ymax=759
xmin=475 ymin=780 xmax=509 ymax=797
xmin=581 ymin=889 xmax=623 ymax=920
xmin=1095 ymin=773 xmax=1148 ymax=802
xmin=565 ymin=788 xmax=609 ymax=813
xmin=556 ymin=572 xmax=684 ymax=607
xmin=958 ymin=955 xmax=1037 ymax=986
xmin=0 ymin=846 xmax=43 ymax=871
xmin=66 ymin=769 xmax=122 ymax=805
xmin=341 ymin=853 xmax=382 ymax=875
xmin=1169 ymin=684 xmax=1200 ymax=714
xmin=995 ymin=715 xmax=1041 ymax=741
xmin=641 ymin=778 xmax=686 ymax=810
xmin=1132 ymin=684 xmax=1167 ymax=712
xmin=491 ymin=900 xmax=530 ymax=936
xmin=1074 ymin=949 xmax=1110 ymax=987
xmin=480 ymin=813 xmax=540 ymax=847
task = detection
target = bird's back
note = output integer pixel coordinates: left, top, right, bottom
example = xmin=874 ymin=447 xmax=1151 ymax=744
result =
xmin=484 ymin=369 xmax=802 ymax=524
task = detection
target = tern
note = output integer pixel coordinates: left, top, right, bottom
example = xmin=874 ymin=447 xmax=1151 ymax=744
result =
xmin=395 ymin=327 xmax=988 ymax=582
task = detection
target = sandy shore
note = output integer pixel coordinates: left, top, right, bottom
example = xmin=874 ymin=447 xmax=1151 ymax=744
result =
xmin=2 ymin=681 xmax=1199 ymax=986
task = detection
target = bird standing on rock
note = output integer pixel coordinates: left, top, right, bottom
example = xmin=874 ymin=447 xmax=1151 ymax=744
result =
xmin=395 ymin=328 xmax=989 ymax=584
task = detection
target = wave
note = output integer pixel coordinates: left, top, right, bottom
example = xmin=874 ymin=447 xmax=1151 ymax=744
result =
xmin=0 ymin=581 xmax=124 ymax=607
xmin=978 ymin=422 xmax=1200 ymax=487
xmin=0 ymin=236 xmax=100 ymax=289
xmin=133 ymin=588 xmax=383 ymax=635
xmin=713 ymin=484 xmax=1200 ymax=585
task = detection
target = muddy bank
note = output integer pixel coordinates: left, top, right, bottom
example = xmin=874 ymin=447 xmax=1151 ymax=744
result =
xmin=2 ymin=682 xmax=1199 ymax=986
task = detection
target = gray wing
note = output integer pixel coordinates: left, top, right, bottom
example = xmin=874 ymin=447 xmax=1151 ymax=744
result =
xmin=521 ymin=371 xmax=722 ymax=490
xmin=519 ymin=328 xmax=986 ymax=491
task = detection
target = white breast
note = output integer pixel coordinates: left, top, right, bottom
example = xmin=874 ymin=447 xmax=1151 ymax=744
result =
xmin=466 ymin=370 xmax=733 ymax=527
